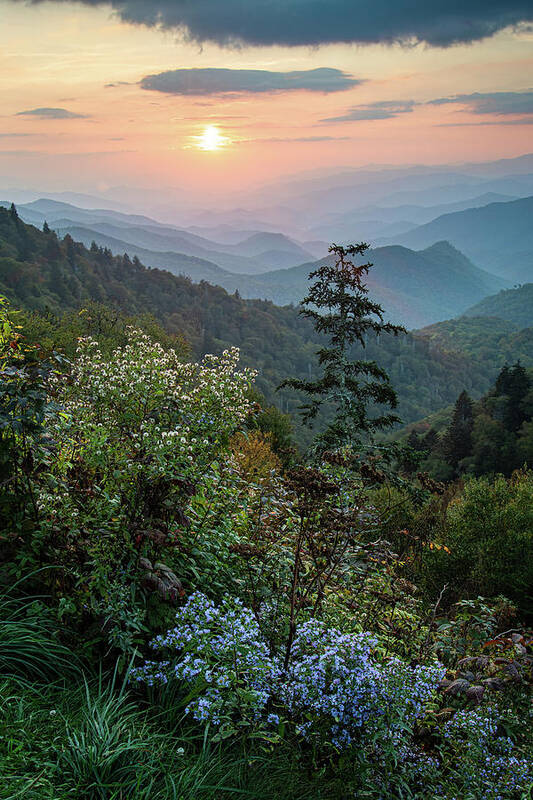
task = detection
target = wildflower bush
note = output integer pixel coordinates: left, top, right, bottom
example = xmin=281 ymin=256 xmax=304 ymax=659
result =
xmin=131 ymin=593 xmax=444 ymax=759
xmin=130 ymin=592 xmax=533 ymax=797
xmin=7 ymin=327 xmax=256 ymax=653
xmin=131 ymin=592 xmax=279 ymax=741
xmin=279 ymin=618 xmax=444 ymax=752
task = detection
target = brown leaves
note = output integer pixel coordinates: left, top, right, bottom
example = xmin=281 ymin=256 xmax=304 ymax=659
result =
xmin=139 ymin=557 xmax=184 ymax=602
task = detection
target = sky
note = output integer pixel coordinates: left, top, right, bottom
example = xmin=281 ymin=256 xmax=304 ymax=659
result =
xmin=1 ymin=0 xmax=532 ymax=202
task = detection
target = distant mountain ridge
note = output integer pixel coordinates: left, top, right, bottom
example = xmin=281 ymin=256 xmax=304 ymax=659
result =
xmin=0 ymin=199 xmax=313 ymax=275
xmin=224 ymin=241 xmax=507 ymax=328
xmin=1 ymin=197 xmax=510 ymax=329
xmin=386 ymin=196 xmax=533 ymax=283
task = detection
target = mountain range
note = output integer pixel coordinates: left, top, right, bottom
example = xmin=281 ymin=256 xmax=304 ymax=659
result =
xmin=2 ymin=193 xmax=521 ymax=329
xmin=1 ymin=206 xmax=531 ymax=449
xmin=384 ymin=196 xmax=533 ymax=283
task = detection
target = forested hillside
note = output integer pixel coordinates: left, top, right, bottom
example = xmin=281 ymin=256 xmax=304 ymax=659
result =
xmin=463 ymin=283 xmax=533 ymax=328
xmin=2 ymin=206 xmax=531 ymax=442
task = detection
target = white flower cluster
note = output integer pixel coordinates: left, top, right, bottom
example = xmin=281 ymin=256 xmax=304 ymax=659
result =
xmin=57 ymin=328 xmax=257 ymax=484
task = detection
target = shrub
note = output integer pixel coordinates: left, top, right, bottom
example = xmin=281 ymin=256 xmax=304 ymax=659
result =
xmin=279 ymin=618 xmax=444 ymax=754
xmin=130 ymin=592 xmax=279 ymax=741
xmin=420 ymin=470 xmax=533 ymax=615
xmin=27 ymin=329 xmax=255 ymax=653
xmin=131 ymin=591 xmax=445 ymax=778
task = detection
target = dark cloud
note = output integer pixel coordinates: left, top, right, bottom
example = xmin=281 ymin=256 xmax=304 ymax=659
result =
xmin=429 ymin=89 xmax=533 ymax=115
xmin=140 ymin=68 xmax=360 ymax=96
xmin=322 ymin=100 xmax=415 ymax=122
xmin=15 ymin=107 xmax=87 ymax=119
xmin=10 ymin=0 xmax=532 ymax=47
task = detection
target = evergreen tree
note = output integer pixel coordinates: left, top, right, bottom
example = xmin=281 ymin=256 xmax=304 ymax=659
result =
xmin=407 ymin=430 xmax=423 ymax=451
xmin=422 ymin=428 xmax=440 ymax=452
xmin=64 ymin=234 xmax=76 ymax=267
xmin=442 ymin=390 xmax=474 ymax=471
xmin=281 ymin=243 xmax=405 ymax=452
xmin=44 ymin=231 xmax=61 ymax=262
xmin=502 ymin=362 xmax=530 ymax=433
xmin=9 ymin=203 xmax=18 ymax=221
xmin=43 ymin=221 xmax=50 ymax=234
xmin=470 ymin=413 xmax=516 ymax=475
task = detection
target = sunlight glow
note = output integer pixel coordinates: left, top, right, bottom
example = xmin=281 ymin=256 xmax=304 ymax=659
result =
xmin=196 ymin=125 xmax=227 ymax=151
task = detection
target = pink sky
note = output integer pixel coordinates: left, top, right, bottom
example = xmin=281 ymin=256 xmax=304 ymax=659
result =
xmin=1 ymin=1 xmax=532 ymax=201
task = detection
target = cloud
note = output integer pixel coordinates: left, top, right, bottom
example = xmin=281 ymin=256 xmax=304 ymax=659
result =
xmin=322 ymin=100 xmax=416 ymax=122
xmin=438 ymin=118 xmax=533 ymax=126
xmin=428 ymin=89 xmax=533 ymax=115
xmin=323 ymin=90 xmax=533 ymax=124
xmin=140 ymin=68 xmax=360 ymax=96
xmin=15 ymin=107 xmax=87 ymax=119
xmin=10 ymin=0 xmax=532 ymax=47
xmin=240 ymin=135 xmax=351 ymax=143
xmin=0 ymin=149 xmax=45 ymax=156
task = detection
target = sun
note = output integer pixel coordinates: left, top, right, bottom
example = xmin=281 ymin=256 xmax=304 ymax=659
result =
xmin=196 ymin=125 xmax=227 ymax=151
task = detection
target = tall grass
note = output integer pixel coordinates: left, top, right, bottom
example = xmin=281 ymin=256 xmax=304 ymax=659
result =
xmin=0 ymin=577 xmax=80 ymax=681
xmin=57 ymin=670 xmax=164 ymax=798
xmin=0 ymin=670 xmax=324 ymax=800
xmin=0 ymin=581 xmax=324 ymax=800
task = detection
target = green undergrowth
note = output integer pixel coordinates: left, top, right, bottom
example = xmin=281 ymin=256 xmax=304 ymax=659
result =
xmin=0 ymin=672 xmax=333 ymax=800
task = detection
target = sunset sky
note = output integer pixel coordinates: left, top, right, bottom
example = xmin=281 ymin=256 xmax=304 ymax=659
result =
xmin=1 ymin=1 xmax=532 ymax=202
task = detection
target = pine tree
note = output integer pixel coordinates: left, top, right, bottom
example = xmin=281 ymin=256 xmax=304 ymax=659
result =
xmin=495 ymin=364 xmax=511 ymax=395
xmin=407 ymin=430 xmax=423 ymax=451
xmin=502 ymin=362 xmax=530 ymax=433
xmin=280 ymin=243 xmax=405 ymax=452
xmin=44 ymin=231 xmax=61 ymax=262
xmin=64 ymin=234 xmax=76 ymax=267
xmin=422 ymin=428 xmax=440 ymax=452
xmin=43 ymin=221 xmax=50 ymax=234
xmin=442 ymin=390 xmax=474 ymax=470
